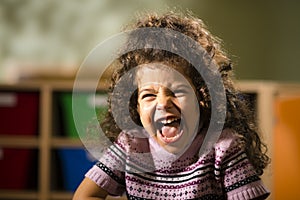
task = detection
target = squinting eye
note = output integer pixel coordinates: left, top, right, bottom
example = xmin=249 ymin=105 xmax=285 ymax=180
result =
xmin=174 ymin=90 xmax=187 ymax=97
xmin=141 ymin=93 xmax=156 ymax=99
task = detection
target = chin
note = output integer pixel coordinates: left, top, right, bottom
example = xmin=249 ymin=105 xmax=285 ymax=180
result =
xmin=159 ymin=139 xmax=190 ymax=155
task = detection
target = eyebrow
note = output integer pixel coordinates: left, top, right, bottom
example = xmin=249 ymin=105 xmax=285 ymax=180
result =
xmin=138 ymin=84 xmax=192 ymax=94
xmin=174 ymin=84 xmax=192 ymax=89
xmin=138 ymin=88 xmax=157 ymax=94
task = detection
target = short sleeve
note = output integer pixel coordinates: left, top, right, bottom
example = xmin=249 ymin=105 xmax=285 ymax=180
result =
xmin=85 ymin=130 xmax=150 ymax=196
xmin=85 ymin=133 xmax=128 ymax=196
xmin=85 ymin=163 xmax=125 ymax=196
xmin=215 ymin=129 xmax=270 ymax=200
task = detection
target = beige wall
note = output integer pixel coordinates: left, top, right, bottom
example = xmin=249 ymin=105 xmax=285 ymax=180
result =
xmin=1 ymin=0 xmax=299 ymax=82
xmin=188 ymin=0 xmax=300 ymax=82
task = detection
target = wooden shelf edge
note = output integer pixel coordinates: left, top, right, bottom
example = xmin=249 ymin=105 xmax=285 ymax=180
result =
xmin=0 ymin=136 xmax=39 ymax=148
xmin=49 ymin=191 xmax=73 ymax=200
xmin=0 ymin=190 xmax=38 ymax=199
xmin=51 ymin=137 xmax=84 ymax=148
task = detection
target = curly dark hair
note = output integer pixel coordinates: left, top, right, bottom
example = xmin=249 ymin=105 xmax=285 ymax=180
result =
xmin=99 ymin=11 xmax=270 ymax=176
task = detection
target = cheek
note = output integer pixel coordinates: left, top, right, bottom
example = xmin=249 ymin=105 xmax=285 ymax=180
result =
xmin=138 ymin=102 xmax=155 ymax=125
xmin=180 ymin=97 xmax=199 ymax=119
xmin=179 ymin=96 xmax=198 ymax=109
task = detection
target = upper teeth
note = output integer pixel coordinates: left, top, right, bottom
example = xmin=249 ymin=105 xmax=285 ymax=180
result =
xmin=160 ymin=118 xmax=178 ymax=125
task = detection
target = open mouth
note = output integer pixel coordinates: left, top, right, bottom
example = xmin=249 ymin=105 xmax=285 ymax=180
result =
xmin=155 ymin=117 xmax=183 ymax=143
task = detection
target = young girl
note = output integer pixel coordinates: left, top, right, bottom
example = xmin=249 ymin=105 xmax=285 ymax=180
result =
xmin=73 ymin=11 xmax=270 ymax=200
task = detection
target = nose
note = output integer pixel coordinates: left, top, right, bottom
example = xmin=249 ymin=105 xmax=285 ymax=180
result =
xmin=156 ymin=90 xmax=173 ymax=110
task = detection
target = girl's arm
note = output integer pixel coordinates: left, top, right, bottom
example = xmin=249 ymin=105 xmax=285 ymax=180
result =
xmin=72 ymin=177 xmax=109 ymax=200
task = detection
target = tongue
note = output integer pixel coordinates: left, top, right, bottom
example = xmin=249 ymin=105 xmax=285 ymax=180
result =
xmin=161 ymin=126 xmax=178 ymax=138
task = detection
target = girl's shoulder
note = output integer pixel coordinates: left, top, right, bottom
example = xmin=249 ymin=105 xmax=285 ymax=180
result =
xmin=213 ymin=129 xmax=244 ymax=161
xmin=116 ymin=129 xmax=150 ymax=153
xmin=215 ymin=128 xmax=242 ymax=148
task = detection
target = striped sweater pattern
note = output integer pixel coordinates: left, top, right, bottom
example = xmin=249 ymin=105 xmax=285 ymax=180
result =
xmin=86 ymin=129 xmax=269 ymax=200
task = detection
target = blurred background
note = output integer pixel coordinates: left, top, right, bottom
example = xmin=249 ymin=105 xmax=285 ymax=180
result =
xmin=0 ymin=0 xmax=300 ymax=82
xmin=0 ymin=1 xmax=300 ymax=200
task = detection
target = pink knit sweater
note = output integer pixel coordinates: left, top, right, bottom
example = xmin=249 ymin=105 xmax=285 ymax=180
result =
xmin=86 ymin=129 xmax=270 ymax=199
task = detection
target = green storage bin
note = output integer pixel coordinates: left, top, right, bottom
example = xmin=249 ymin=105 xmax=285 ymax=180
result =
xmin=60 ymin=92 xmax=107 ymax=138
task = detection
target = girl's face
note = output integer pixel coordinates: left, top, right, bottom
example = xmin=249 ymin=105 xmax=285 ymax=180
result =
xmin=136 ymin=64 xmax=200 ymax=154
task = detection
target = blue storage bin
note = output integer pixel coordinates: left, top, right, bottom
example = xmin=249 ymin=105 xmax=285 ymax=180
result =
xmin=58 ymin=148 xmax=96 ymax=192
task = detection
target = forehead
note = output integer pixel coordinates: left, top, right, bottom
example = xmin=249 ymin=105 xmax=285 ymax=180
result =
xmin=135 ymin=63 xmax=190 ymax=88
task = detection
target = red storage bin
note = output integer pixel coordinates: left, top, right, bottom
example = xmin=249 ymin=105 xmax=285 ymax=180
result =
xmin=0 ymin=92 xmax=39 ymax=135
xmin=0 ymin=92 xmax=39 ymax=189
xmin=0 ymin=148 xmax=36 ymax=189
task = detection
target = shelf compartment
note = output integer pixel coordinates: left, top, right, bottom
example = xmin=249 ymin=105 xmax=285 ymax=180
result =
xmin=0 ymin=148 xmax=38 ymax=190
xmin=53 ymin=91 xmax=107 ymax=138
xmin=50 ymin=148 xmax=96 ymax=193
xmin=0 ymin=91 xmax=40 ymax=136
